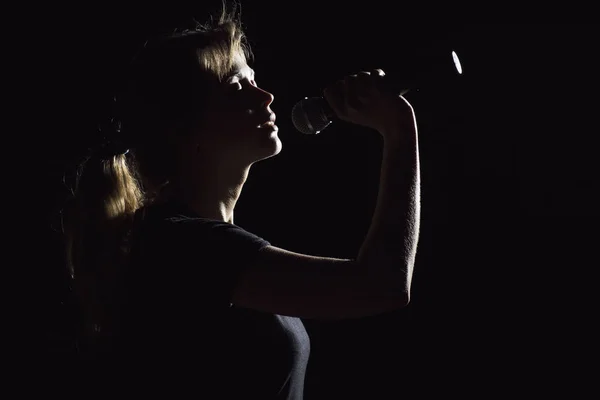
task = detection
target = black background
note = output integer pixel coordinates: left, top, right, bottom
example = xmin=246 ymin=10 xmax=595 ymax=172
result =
xmin=30 ymin=2 xmax=598 ymax=397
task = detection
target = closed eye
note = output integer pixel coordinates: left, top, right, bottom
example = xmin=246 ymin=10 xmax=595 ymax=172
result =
xmin=230 ymin=78 xmax=258 ymax=92
xmin=242 ymin=78 xmax=258 ymax=88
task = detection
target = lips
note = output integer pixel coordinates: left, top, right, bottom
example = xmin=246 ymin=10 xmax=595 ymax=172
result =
xmin=256 ymin=113 xmax=276 ymax=128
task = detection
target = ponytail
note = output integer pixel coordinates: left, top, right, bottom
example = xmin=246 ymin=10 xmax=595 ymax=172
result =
xmin=63 ymin=153 xmax=143 ymax=352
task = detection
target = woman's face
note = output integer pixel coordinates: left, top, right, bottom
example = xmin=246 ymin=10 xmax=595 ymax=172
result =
xmin=190 ymin=54 xmax=282 ymax=167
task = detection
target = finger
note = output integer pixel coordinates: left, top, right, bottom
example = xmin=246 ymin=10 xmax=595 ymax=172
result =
xmin=350 ymin=71 xmax=372 ymax=85
xmin=344 ymin=72 xmax=372 ymax=111
xmin=367 ymin=69 xmax=386 ymax=94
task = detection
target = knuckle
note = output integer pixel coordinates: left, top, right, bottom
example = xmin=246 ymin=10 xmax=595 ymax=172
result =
xmin=344 ymin=74 xmax=357 ymax=84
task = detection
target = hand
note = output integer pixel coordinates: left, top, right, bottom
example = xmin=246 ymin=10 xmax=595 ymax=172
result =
xmin=323 ymin=69 xmax=417 ymax=141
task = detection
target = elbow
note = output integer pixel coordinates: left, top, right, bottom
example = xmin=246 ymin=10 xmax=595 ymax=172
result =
xmin=377 ymin=284 xmax=410 ymax=309
xmin=356 ymin=259 xmax=414 ymax=311
xmin=401 ymin=290 xmax=411 ymax=307
xmin=381 ymin=268 xmax=412 ymax=308
xmin=393 ymin=289 xmax=411 ymax=308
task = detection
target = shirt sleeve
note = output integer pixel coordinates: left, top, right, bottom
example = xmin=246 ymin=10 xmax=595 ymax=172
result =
xmin=142 ymin=212 xmax=271 ymax=308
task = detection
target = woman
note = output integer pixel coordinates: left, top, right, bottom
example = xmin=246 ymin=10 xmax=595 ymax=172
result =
xmin=62 ymin=3 xmax=420 ymax=399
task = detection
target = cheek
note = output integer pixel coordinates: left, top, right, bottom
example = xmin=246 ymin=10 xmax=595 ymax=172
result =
xmin=196 ymin=119 xmax=251 ymax=153
xmin=195 ymin=100 xmax=254 ymax=141
xmin=220 ymin=113 xmax=255 ymax=137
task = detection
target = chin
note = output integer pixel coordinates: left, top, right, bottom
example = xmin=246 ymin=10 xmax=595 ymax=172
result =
xmin=253 ymin=133 xmax=282 ymax=163
xmin=262 ymin=129 xmax=283 ymax=154
xmin=270 ymin=135 xmax=283 ymax=156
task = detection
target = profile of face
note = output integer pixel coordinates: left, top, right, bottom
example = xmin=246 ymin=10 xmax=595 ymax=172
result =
xmin=188 ymin=53 xmax=282 ymax=169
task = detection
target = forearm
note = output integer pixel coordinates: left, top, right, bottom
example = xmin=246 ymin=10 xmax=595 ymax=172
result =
xmin=356 ymin=123 xmax=421 ymax=297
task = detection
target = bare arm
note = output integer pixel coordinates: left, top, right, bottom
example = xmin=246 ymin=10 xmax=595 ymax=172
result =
xmin=357 ymin=112 xmax=421 ymax=301
xmin=232 ymin=70 xmax=421 ymax=320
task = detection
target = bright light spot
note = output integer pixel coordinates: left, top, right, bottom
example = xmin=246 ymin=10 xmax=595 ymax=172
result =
xmin=452 ymin=51 xmax=463 ymax=74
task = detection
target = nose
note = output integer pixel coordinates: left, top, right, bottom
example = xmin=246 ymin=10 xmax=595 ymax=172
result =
xmin=254 ymin=85 xmax=274 ymax=108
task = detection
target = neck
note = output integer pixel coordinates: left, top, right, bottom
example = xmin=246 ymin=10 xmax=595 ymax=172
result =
xmin=168 ymin=163 xmax=251 ymax=224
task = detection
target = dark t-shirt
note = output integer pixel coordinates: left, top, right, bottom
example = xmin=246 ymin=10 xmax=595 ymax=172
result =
xmin=117 ymin=201 xmax=310 ymax=399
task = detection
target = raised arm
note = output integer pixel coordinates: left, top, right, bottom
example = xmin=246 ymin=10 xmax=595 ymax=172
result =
xmin=232 ymin=70 xmax=420 ymax=320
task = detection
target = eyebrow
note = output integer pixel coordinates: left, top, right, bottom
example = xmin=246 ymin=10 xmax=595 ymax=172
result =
xmin=228 ymin=67 xmax=255 ymax=81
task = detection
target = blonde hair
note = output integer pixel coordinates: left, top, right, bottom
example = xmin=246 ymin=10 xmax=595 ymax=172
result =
xmin=63 ymin=2 xmax=251 ymax=352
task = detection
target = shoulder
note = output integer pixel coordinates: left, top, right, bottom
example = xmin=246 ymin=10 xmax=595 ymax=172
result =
xmin=133 ymin=201 xmax=270 ymax=252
